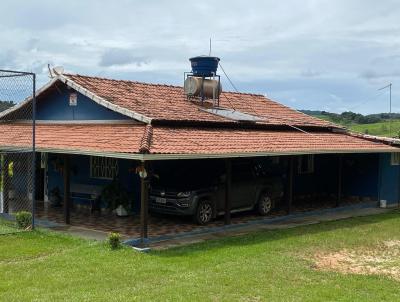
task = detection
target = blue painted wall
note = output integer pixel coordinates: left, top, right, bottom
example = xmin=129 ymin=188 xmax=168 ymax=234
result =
xmin=293 ymin=153 xmax=380 ymax=200
xmin=342 ymin=153 xmax=379 ymax=198
xmin=379 ymin=153 xmax=400 ymax=205
xmin=43 ymin=152 xmax=398 ymax=214
xmin=36 ymin=84 xmax=130 ymax=120
xmin=47 ymin=154 xmax=141 ymax=212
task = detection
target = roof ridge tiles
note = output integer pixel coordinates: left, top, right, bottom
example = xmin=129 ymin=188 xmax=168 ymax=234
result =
xmin=65 ymin=73 xmax=185 ymax=89
xmin=139 ymin=124 xmax=153 ymax=153
xmin=64 ymin=73 xmax=265 ymax=97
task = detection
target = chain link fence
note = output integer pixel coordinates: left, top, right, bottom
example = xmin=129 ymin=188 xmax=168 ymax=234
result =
xmin=0 ymin=70 xmax=35 ymax=234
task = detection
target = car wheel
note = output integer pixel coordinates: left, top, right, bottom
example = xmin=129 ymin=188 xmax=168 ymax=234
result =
xmin=258 ymin=193 xmax=273 ymax=216
xmin=194 ymin=200 xmax=213 ymax=225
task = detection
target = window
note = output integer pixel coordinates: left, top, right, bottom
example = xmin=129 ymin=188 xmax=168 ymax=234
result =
xmin=298 ymin=155 xmax=314 ymax=174
xmin=391 ymin=153 xmax=400 ymax=165
xmin=90 ymin=157 xmax=119 ymax=179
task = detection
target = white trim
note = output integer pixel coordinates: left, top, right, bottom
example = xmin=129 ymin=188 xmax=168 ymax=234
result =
xmin=0 ymin=146 xmax=144 ymax=160
xmin=0 ymin=77 xmax=59 ymax=119
xmin=0 ymin=75 xmax=153 ymax=124
xmin=141 ymin=148 xmax=400 ymax=161
xmin=58 ymin=75 xmax=152 ymax=124
xmin=349 ymin=132 xmax=400 ymax=146
xmin=5 ymin=119 xmax=141 ymax=125
xmin=1 ymin=146 xmax=398 ymax=161
xmin=90 ymin=156 xmax=119 ymax=179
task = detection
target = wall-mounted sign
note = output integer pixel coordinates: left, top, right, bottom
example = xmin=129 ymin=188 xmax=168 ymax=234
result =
xmin=69 ymin=93 xmax=78 ymax=106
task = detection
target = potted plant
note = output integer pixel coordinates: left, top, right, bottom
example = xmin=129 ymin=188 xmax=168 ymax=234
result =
xmin=101 ymin=180 xmax=130 ymax=217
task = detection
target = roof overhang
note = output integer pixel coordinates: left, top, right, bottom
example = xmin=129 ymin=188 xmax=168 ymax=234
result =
xmin=0 ymin=122 xmax=399 ymax=161
xmin=1 ymin=146 xmax=398 ymax=161
xmin=141 ymin=148 xmax=400 ymax=160
xmin=0 ymin=76 xmax=58 ymax=119
xmin=0 ymin=75 xmax=153 ymax=124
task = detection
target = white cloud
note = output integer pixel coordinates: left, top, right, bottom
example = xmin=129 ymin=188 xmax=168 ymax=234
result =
xmin=0 ymin=0 xmax=400 ymax=114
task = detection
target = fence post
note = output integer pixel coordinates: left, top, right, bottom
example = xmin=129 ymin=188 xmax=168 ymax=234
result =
xmin=31 ymin=73 xmax=36 ymax=229
xmin=0 ymin=69 xmax=36 ymax=233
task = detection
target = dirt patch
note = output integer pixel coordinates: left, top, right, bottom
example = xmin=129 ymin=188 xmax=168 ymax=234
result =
xmin=312 ymin=240 xmax=400 ymax=281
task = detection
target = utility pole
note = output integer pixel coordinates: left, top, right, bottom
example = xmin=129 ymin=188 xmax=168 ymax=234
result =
xmin=379 ymin=83 xmax=392 ymax=137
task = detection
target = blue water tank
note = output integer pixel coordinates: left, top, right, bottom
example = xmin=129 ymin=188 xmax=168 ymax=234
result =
xmin=189 ymin=56 xmax=220 ymax=77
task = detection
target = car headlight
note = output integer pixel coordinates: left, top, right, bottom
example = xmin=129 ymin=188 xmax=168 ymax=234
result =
xmin=177 ymin=191 xmax=191 ymax=198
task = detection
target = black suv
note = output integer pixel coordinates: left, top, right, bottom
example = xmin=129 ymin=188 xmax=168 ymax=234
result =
xmin=149 ymin=159 xmax=283 ymax=225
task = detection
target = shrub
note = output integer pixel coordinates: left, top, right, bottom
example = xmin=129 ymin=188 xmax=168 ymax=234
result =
xmin=107 ymin=232 xmax=122 ymax=250
xmin=15 ymin=211 xmax=32 ymax=229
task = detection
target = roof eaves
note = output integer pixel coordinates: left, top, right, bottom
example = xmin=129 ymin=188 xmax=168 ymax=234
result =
xmin=348 ymin=131 xmax=400 ymax=146
xmin=0 ymin=76 xmax=59 ymax=119
xmin=142 ymin=148 xmax=400 ymax=160
xmin=0 ymin=145 xmax=145 ymax=160
xmin=0 ymin=74 xmax=153 ymax=124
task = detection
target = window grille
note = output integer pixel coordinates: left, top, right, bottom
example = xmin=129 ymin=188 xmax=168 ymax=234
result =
xmin=391 ymin=153 xmax=400 ymax=166
xmin=90 ymin=157 xmax=119 ymax=179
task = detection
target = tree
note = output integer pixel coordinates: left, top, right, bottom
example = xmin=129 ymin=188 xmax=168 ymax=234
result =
xmin=0 ymin=100 xmax=14 ymax=112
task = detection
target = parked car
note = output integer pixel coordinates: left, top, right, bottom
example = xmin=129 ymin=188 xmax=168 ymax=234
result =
xmin=149 ymin=159 xmax=284 ymax=225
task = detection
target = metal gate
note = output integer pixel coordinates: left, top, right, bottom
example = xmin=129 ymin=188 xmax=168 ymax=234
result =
xmin=0 ymin=69 xmax=35 ymax=234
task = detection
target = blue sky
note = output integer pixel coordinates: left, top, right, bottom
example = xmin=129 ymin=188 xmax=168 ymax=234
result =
xmin=1 ymin=0 xmax=399 ymax=114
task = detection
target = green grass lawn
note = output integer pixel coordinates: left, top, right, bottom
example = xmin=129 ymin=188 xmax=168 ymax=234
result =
xmin=350 ymin=120 xmax=400 ymax=137
xmin=0 ymin=222 xmax=18 ymax=234
xmin=313 ymin=115 xmax=400 ymax=138
xmin=1 ymin=212 xmax=400 ymax=301
xmin=0 ymin=217 xmax=22 ymax=235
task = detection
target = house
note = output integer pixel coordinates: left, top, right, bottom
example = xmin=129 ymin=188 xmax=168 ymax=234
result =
xmin=0 ymin=62 xmax=399 ymax=243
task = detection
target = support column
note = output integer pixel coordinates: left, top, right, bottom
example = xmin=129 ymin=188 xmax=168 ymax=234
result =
xmin=336 ymin=154 xmax=343 ymax=207
xmin=63 ymin=155 xmax=70 ymax=224
xmin=139 ymin=161 xmax=149 ymax=245
xmin=224 ymin=159 xmax=232 ymax=225
xmin=287 ymin=156 xmax=294 ymax=214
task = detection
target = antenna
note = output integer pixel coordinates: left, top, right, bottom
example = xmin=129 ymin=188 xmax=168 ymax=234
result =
xmin=378 ymin=83 xmax=392 ymax=137
xmin=209 ymin=38 xmax=212 ymax=56
xmin=47 ymin=64 xmax=54 ymax=78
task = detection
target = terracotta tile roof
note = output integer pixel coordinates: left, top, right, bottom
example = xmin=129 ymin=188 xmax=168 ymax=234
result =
xmin=149 ymin=126 xmax=399 ymax=155
xmin=0 ymin=123 xmax=145 ymax=154
xmin=0 ymin=123 xmax=396 ymax=156
xmin=63 ymin=73 xmax=336 ymax=128
xmin=348 ymin=132 xmax=400 ymax=146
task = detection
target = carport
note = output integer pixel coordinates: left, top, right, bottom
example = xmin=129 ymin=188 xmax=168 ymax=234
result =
xmin=1 ymin=124 xmax=398 ymax=240
xmin=1 ymin=123 xmax=399 ymax=246
xmin=1 ymin=72 xmax=400 ymax=247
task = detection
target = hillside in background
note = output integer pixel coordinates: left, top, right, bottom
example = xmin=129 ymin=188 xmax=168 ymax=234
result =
xmin=0 ymin=100 xmax=14 ymax=112
xmin=301 ymin=110 xmax=400 ymax=138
